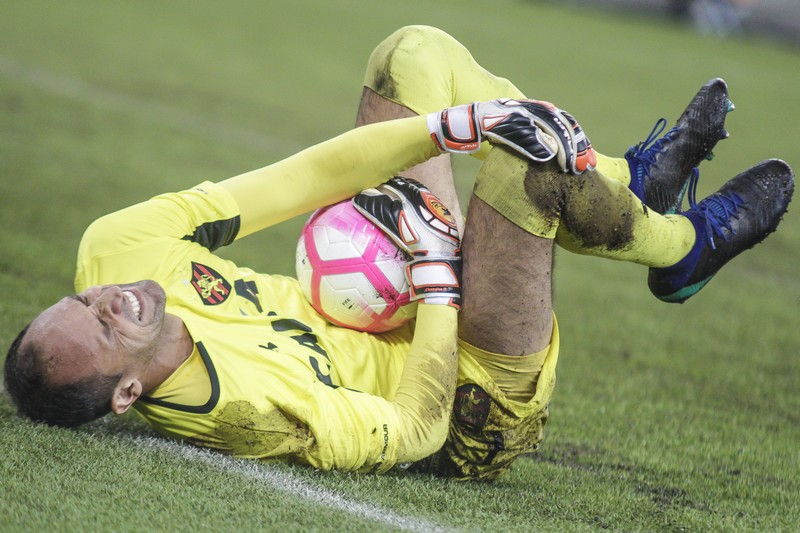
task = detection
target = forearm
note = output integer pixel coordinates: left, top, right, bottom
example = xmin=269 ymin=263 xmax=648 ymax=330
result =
xmin=220 ymin=116 xmax=438 ymax=237
xmin=391 ymin=304 xmax=459 ymax=463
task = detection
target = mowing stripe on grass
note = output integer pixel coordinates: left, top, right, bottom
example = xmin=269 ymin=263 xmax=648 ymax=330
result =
xmin=0 ymin=56 xmax=302 ymax=155
xmin=136 ymin=436 xmax=453 ymax=533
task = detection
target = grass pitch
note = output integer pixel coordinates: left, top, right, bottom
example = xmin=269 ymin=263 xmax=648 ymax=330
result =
xmin=1 ymin=1 xmax=799 ymax=531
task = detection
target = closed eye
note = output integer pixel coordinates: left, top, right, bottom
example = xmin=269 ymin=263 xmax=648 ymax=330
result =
xmin=69 ymin=295 xmax=114 ymax=341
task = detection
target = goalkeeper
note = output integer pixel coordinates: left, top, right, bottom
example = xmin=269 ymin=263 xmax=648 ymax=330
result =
xmin=4 ymin=26 xmax=793 ymax=481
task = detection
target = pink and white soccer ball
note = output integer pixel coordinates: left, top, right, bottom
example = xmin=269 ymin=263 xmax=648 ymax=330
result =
xmin=295 ymin=199 xmax=417 ymax=333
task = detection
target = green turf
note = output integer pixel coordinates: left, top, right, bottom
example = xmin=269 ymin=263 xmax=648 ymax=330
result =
xmin=2 ymin=0 xmax=799 ymax=531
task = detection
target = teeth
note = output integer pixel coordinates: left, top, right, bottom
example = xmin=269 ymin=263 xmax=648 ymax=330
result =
xmin=123 ymin=291 xmax=141 ymax=320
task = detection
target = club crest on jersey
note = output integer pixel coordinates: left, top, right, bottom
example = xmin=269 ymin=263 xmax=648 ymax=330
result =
xmin=191 ymin=262 xmax=231 ymax=305
xmin=453 ymin=383 xmax=492 ymax=431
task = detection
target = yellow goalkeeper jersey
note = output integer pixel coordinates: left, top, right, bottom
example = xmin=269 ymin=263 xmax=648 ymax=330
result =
xmin=75 ymin=180 xmax=421 ymax=473
xmin=71 ymin=112 xmax=556 ymax=480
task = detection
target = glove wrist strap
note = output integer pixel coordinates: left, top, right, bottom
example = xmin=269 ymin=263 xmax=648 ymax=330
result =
xmin=427 ymin=105 xmax=481 ymax=154
xmin=407 ymin=255 xmax=462 ymax=309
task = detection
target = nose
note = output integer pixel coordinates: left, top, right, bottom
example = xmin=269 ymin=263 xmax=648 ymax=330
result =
xmin=93 ymin=286 xmax=125 ymax=317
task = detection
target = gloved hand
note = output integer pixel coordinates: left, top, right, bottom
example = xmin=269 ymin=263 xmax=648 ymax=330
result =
xmin=426 ymin=98 xmax=596 ymax=174
xmin=353 ymin=177 xmax=461 ymax=309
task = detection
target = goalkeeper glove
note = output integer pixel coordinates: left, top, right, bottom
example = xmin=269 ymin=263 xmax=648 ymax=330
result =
xmin=353 ymin=177 xmax=461 ymax=309
xmin=427 ymin=98 xmax=596 ymax=174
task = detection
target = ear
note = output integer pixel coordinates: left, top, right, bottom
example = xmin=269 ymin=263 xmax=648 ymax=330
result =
xmin=111 ymin=378 xmax=143 ymax=415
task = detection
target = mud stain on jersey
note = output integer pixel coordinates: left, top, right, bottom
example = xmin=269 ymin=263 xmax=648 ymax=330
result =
xmin=215 ymin=400 xmax=313 ymax=459
xmin=412 ymin=341 xmax=458 ymax=426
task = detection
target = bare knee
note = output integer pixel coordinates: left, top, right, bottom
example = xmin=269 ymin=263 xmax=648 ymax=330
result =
xmin=363 ymin=26 xmax=458 ymax=111
xmin=459 ymin=196 xmax=554 ymax=355
xmin=380 ymin=25 xmax=454 ymax=54
xmin=367 ymin=25 xmax=445 ymax=74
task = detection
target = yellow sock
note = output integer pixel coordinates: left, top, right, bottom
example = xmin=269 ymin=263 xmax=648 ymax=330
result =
xmin=365 ymin=25 xmax=636 ymax=186
xmin=595 ymin=153 xmax=631 ymax=186
xmin=474 ymin=148 xmax=695 ymax=267
xmin=367 ymin=26 xmax=693 ymax=267
xmin=364 ymin=25 xmax=526 ymax=118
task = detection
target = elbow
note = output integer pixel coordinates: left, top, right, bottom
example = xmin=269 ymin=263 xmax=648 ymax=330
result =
xmin=398 ymin=410 xmax=451 ymax=463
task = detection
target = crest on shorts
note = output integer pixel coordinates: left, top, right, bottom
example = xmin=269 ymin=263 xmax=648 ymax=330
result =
xmin=190 ymin=262 xmax=231 ymax=305
xmin=453 ymin=383 xmax=492 ymax=431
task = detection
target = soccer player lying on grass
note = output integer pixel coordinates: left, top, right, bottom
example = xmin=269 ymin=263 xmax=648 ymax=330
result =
xmin=4 ymin=26 xmax=793 ymax=481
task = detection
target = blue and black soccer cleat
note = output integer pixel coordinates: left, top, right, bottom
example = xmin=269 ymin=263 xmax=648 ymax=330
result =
xmin=626 ymin=78 xmax=733 ymax=215
xmin=648 ymin=159 xmax=794 ymax=303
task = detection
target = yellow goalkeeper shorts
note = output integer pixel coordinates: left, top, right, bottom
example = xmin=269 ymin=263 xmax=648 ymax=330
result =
xmin=409 ymin=316 xmax=560 ymax=481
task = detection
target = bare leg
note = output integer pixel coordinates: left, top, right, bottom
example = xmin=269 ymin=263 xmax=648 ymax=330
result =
xmin=354 ymin=24 xmax=525 ymax=231
xmin=356 ymin=26 xmax=694 ymax=358
xmin=356 ymin=86 xmax=553 ymax=356
xmin=355 ymin=87 xmax=465 ymax=231
xmin=459 ymin=195 xmax=553 ymax=356
xmin=461 ymin=146 xmax=697 ymax=357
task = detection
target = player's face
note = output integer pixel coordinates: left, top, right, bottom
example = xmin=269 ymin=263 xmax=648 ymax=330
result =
xmin=26 ymin=280 xmax=168 ymax=385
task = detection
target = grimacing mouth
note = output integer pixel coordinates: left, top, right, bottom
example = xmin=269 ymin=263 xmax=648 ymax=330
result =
xmin=122 ymin=290 xmax=142 ymax=321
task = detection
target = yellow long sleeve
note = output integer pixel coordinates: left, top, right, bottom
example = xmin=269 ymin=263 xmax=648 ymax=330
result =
xmin=219 ymin=116 xmax=438 ymax=238
xmin=391 ymin=303 xmax=459 ymax=463
xmin=219 ymin=116 xmax=459 ymax=467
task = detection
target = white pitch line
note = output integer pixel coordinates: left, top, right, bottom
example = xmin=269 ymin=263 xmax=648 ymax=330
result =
xmin=136 ymin=436 xmax=454 ymax=533
xmin=0 ymin=55 xmax=304 ymax=156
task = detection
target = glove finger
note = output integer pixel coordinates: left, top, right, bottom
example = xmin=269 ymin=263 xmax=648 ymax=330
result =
xmin=381 ymin=177 xmax=460 ymax=248
xmin=516 ymin=100 xmax=575 ymax=172
xmin=483 ymin=129 xmax=557 ymax=163
xmin=352 ymin=188 xmax=414 ymax=255
xmin=558 ymin=109 xmax=597 ymax=173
